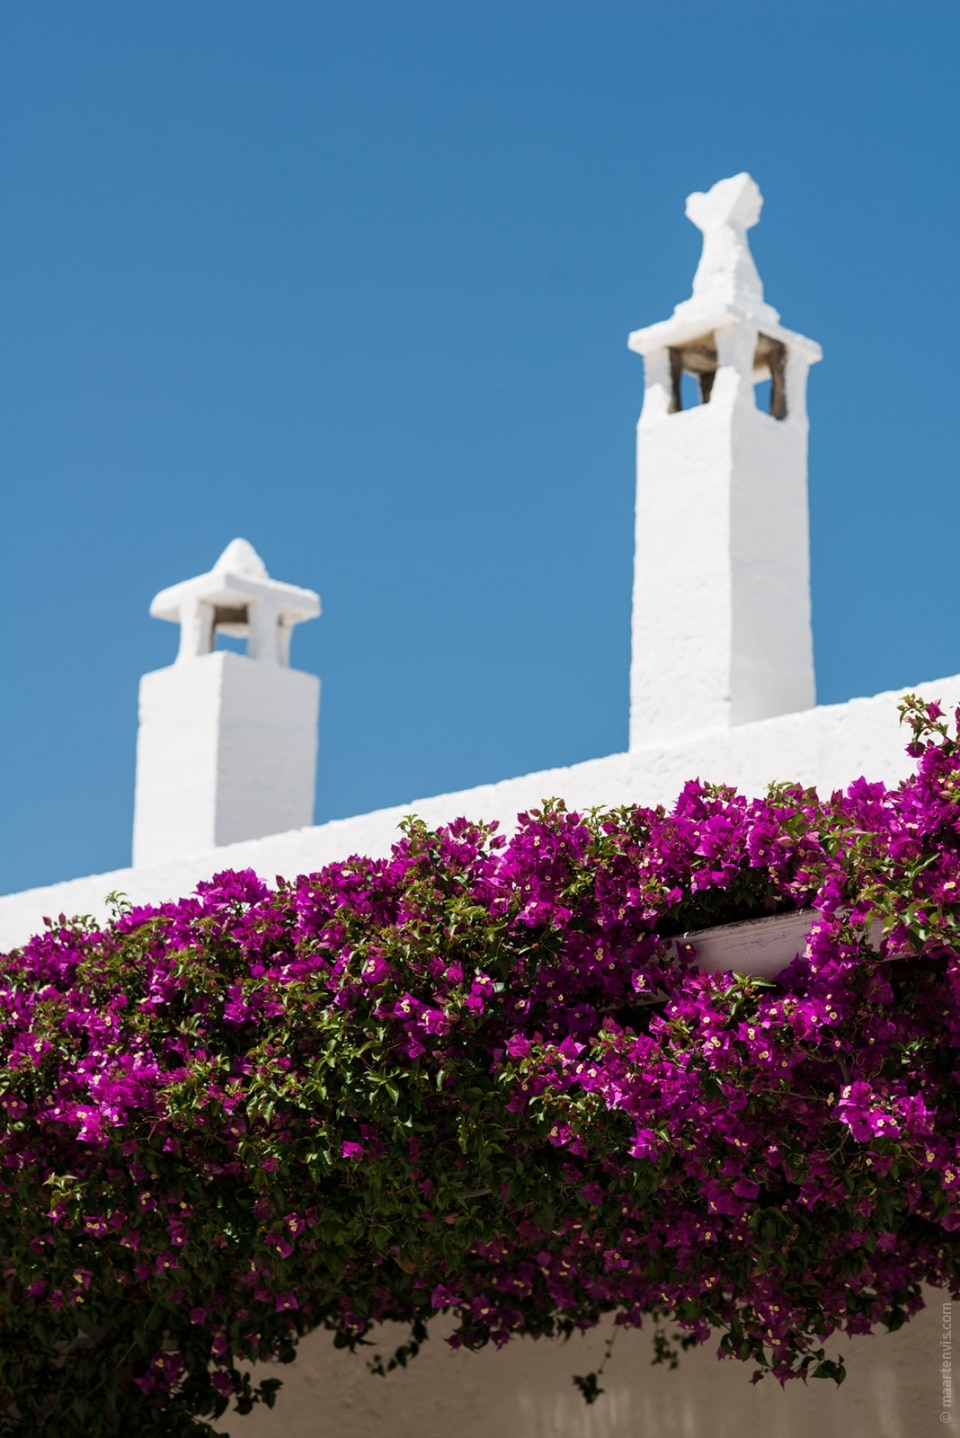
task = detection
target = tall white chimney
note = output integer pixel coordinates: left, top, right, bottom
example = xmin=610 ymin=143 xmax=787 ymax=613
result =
xmin=628 ymin=173 xmax=822 ymax=748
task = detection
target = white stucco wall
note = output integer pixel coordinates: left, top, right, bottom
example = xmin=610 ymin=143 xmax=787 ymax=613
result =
xmin=3 ymin=671 xmax=955 ymax=952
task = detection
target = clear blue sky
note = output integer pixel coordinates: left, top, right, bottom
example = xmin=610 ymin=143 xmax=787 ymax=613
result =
xmin=2 ymin=2 xmax=958 ymax=895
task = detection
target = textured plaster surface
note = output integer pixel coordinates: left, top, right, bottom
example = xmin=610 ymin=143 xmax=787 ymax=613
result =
xmin=232 ymin=1289 xmax=945 ymax=1438
xmin=4 ymin=672 xmax=957 ymax=951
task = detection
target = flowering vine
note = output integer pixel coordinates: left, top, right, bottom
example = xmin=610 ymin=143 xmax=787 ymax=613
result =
xmin=2 ymin=695 xmax=960 ymax=1434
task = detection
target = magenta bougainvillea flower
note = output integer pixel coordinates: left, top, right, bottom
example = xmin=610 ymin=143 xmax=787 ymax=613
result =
xmin=3 ymin=694 xmax=960 ymax=1434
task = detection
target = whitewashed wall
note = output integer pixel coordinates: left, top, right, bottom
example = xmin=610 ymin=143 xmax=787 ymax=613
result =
xmin=2 ymin=672 xmax=956 ymax=951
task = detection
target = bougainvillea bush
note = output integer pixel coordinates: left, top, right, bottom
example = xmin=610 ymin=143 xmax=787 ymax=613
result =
xmin=3 ymin=696 xmax=960 ymax=1435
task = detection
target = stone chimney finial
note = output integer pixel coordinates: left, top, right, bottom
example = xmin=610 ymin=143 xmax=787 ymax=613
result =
xmin=685 ymin=172 xmax=765 ymax=312
xmin=149 ymin=538 xmax=320 ymax=667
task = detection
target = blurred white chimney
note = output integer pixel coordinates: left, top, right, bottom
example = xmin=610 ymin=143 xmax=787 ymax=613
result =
xmin=132 ymin=539 xmax=321 ymax=867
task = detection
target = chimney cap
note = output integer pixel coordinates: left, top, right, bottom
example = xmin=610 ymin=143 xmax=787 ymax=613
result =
xmin=627 ymin=173 xmax=821 ymax=365
xmin=149 ymin=538 xmax=321 ymax=629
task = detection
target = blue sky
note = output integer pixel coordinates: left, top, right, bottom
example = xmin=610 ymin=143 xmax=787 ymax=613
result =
xmin=2 ymin=2 xmax=958 ymax=894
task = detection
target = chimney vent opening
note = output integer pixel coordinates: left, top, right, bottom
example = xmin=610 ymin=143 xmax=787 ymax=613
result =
xmin=213 ymin=604 xmax=250 ymax=652
xmin=668 ymin=332 xmax=718 ymax=412
xmin=753 ymin=333 xmax=787 ymax=420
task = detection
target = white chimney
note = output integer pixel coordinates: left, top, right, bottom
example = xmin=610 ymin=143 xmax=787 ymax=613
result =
xmin=132 ymin=539 xmax=321 ymax=867
xmin=627 ymin=173 xmax=822 ymax=747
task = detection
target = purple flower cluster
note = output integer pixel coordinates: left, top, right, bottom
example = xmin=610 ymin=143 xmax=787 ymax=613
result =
xmin=3 ymin=694 xmax=960 ymax=1432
